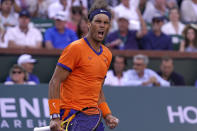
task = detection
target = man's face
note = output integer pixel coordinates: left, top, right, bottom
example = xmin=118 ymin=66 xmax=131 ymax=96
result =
xmin=118 ymin=18 xmax=129 ymax=32
xmin=160 ymin=60 xmax=173 ymax=77
xmin=152 ymin=19 xmax=163 ymax=32
xmin=19 ymin=16 xmax=30 ymax=28
xmin=21 ymin=63 xmax=34 ymax=73
xmin=60 ymin=0 xmax=67 ymax=6
xmin=1 ymin=0 xmax=13 ymax=13
xmin=113 ymin=56 xmax=125 ymax=73
xmin=169 ymin=9 xmax=179 ymax=22
xmin=55 ymin=19 xmax=66 ymax=30
xmin=88 ymin=14 xmax=110 ymax=42
xmin=133 ymin=59 xmax=146 ymax=74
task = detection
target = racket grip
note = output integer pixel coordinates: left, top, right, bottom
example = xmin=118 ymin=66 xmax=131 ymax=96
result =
xmin=34 ymin=126 xmax=50 ymax=131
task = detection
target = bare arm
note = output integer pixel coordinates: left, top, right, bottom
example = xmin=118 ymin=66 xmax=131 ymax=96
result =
xmin=49 ymin=66 xmax=70 ymax=131
xmin=99 ymin=80 xmax=119 ymax=129
xmin=49 ymin=65 xmax=70 ymax=99
xmin=179 ymin=40 xmax=185 ymax=52
xmin=45 ymin=41 xmax=54 ymax=49
xmin=136 ymin=8 xmax=147 ymax=38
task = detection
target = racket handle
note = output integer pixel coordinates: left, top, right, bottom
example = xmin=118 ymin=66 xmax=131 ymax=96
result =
xmin=34 ymin=126 xmax=50 ymax=131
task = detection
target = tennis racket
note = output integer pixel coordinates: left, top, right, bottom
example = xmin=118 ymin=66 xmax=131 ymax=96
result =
xmin=34 ymin=107 xmax=102 ymax=131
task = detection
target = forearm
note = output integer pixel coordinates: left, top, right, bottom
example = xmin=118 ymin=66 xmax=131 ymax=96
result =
xmin=48 ymin=78 xmax=61 ymax=99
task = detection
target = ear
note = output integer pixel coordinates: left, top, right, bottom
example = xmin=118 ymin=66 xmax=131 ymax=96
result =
xmin=88 ymin=21 xmax=91 ymax=29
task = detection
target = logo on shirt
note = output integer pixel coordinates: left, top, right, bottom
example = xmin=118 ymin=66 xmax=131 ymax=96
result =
xmin=52 ymin=102 xmax=56 ymax=109
xmin=104 ymin=58 xmax=108 ymax=63
xmin=88 ymin=56 xmax=92 ymax=60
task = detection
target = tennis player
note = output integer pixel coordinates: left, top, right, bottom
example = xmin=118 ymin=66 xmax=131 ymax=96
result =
xmin=48 ymin=0 xmax=119 ymax=130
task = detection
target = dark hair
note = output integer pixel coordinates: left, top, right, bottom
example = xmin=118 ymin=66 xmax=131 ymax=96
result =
xmin=161 ymin=56 xmax=173 ymax=64
xmin=112 ymin=55 xmax=127 ymax=76
xmin=71 ymin=6 xmax=82 ymax=15
xmin=182 ymin=25 xmax=197 ymax=48
xmin=77 ymin=16 xmax=88 ymax=38
xmin=1 ymin=0 xmax=14 ymax=4
xmin=88 ymin=0 xmax=111 ymax=21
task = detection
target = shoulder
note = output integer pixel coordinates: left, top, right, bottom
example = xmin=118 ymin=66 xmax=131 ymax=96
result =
xmin=63 ymin=38 xmax=83 ymax=51
xmin=146 ymin=68 xmax=157 ymax=74
xmin=46 ymin=27 xmax=55 ymax=32
xmin=171 ymin=72 xmax=184 ymax=79
xmin=4 ymin=81 xmax=14 ymax=85
xmin=26 ymin=81 xmax=37 ymax=85
xmin=102 ymin=45 xmax=112 ymax=58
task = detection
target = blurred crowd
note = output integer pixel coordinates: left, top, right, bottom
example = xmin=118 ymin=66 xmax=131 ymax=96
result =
xmin=1 ymin=0 xmax=197 ymax=86
xmin=0 ymin=0 xmax=197 ymax=51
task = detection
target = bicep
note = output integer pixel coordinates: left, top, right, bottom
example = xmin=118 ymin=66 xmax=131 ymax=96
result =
xmin=51 ymin=65 xmax=70 ymax=82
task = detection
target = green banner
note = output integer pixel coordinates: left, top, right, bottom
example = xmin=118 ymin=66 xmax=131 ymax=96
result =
xmin=1 ymin=84 xmax=197 ymax=131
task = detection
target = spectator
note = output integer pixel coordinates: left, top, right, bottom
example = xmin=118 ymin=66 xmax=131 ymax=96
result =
xmin=140 ymin=14 xmax=173 ymax=50
xmin=66 ymin=6 xmax=83 ymax=32
xmin=180 ymin=0 xmax=197 ymax=23
xmin=106 ymin=9 xmax=147 ymax=50
xmin=113 ymin=0 xmax=141 ymax=30
xmin=32 ymin=0 xmax=52 ymax=18
xmin=157 ymin=56 xmax=185 ymax=86
xmin=69 ymin=0 xmax=88 ymax=16
xmin=104 ymin=55 xmax=128 ymax=86
xmin=6 ymin=54 xmax=40 ymax=84
xmin=161 ymin=7 xmax=185 ymax=50
xmin=124 ymin=54 xmax=170 ymax=87
xmin=48 ymin=0 xmax=70 ymax=19
xmin=77 ymin=16 xmax=88 ymax=38
xmin=179 ymin=24 xmax=197 ymax=52
xmin=0 ymin=0 xmax=18 ymax=48
xmin=44 ymin=11 xmax=78 ymax=49
xmin=143 ymin=0 xmax=168 ymax=24
xmin=4 ymin=64 xmax=36 ymax=85
xmin=4 ymin=10 xmax=43 ymax=48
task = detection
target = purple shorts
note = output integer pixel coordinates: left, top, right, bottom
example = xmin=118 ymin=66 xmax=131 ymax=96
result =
xmin=60 ymin=109 xmax=105 ymax=131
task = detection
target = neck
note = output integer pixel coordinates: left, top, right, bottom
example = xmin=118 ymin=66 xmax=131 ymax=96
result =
xmin=2 ymin=11 xmax=9 ymax=17
xmin=19 ymin=26 xmax=28 ymax=34
xmin=120 ymin=30 xmax=128 ymax=36
xmin=86 ymin=35 xmax=101 ymax=52
xmin=58 ymin=28 xmax=65 ymax=33
xmin=138 ymin=71 xmax=144 ymax=78
xmin=115 ymin=71 xmax=122 ymax=78
xmin=162 ymin=74 xmax=169 ymax=80
xmin=154 ymin=30 xmax=161 ymax=36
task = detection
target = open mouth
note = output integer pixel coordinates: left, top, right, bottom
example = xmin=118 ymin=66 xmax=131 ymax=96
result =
xmin=98 ymin=31 xmax=104 ymax=38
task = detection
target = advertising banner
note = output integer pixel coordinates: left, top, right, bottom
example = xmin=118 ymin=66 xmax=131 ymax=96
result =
xmin=1 ymin=85 xmax=197 ymax=131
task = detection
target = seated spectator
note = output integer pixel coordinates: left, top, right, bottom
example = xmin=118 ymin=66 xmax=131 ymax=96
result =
xmin=161 ymin=7 xmax=185 ymax=50
xmin=4 ymin=64 xmax=36 ymax=85
xmin=143 ymin=0 xmax=169 ymax=24
xmin=48 ymin=0 xmax=70 ymax=19
xmin=4 ymin=10 xmax=43 ymax=48
xmin=44 ymin=11 xmax=78 ymax=49
xmin=140 ymin=14 xmax=172 ymax=50
xmin=104 ymin=55 xmax=128 ymax=86
xmin=105 ymin=9 xmax=147 ymax=50
xmin=113 ymin=0 xmax=141 ymax=30
xmin=179 ymin=24 xmax=197 ymax=52
xmin=77 ymin=16 xmax=88 ymax=38
xmin=66 ymin=6 xmax=83 ymax=32
xmin=14 ymin=0 xmax=52 ymax=18
xmin=180 ymin=0 xmax=197 ymax=23
xmin=32 ymin=0 xmax=52 ymax=18
xmin=6 ymin=54 xmax=40 ymax=84
xmin=124 ymin=54 xmax=170 ymax=87
xmin=70 ymin=0 xmax=88 ymax=16
xmin=0 ymin=0 xmax=18 ymax=48
xmin=157 ymin=56 xmax=185 ymax=86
